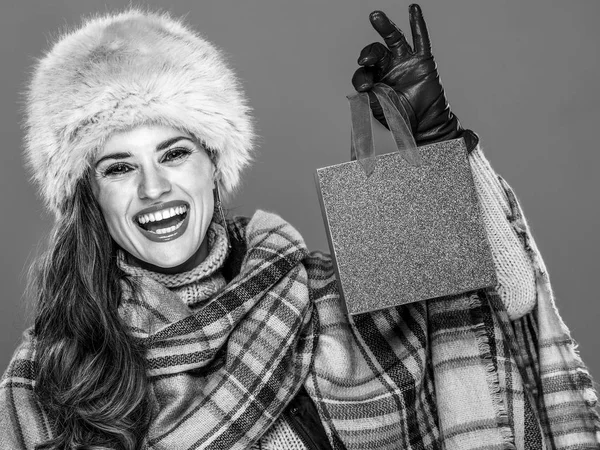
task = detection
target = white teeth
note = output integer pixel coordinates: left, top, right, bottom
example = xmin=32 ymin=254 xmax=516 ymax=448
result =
xmin=137 ymin=205 xmax=188 ymax=226
xmin=151 ymin=219 xmax=185 ymax=235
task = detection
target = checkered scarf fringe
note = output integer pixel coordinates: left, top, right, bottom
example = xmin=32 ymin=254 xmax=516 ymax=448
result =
xmin=1 ymin=205 xmax=599 ymax=449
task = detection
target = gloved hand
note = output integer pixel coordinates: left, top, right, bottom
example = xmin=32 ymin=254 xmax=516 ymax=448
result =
xmin=352 ymin=4 xmax=478 ymax=152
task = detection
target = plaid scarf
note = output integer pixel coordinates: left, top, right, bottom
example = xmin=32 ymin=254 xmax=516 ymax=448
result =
xmin=1 ymin=204 xmax=599 ymax=449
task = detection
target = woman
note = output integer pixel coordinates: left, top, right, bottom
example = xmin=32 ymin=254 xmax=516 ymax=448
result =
xmin=1 ymin=4 xmax=598 ymax=450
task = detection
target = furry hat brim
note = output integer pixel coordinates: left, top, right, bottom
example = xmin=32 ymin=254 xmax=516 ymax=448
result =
xmin=24 ymin=8 xmax=255 ymax=217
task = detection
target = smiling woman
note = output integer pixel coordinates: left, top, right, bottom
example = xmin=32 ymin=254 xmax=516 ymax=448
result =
xmin=1 ymin=5 xmax=598 ymax=450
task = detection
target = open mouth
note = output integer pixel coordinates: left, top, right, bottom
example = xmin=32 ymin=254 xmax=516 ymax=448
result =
xmin=136 ymin=205 xmax=188 ymax=235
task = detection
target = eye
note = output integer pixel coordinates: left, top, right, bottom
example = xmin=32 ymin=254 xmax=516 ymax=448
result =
xmin=102 ymin=162 xmax=133 ymax=177
xmin=162 ymin=147 xmax=192 ymax=163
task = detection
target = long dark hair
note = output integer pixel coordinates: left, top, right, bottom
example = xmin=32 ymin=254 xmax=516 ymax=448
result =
xmin=31 ymin=173 xmax=150 ymax=449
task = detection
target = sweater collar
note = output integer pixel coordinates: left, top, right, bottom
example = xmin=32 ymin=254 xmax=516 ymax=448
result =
xmin=117 ymin=221 xmax=229 ymax=287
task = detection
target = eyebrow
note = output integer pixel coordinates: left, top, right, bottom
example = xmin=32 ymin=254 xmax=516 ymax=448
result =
xmin=94 ymin=136 xmax=193 ymax=168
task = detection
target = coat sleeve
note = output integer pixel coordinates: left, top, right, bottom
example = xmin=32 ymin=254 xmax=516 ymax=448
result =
xmin=468 ymin=144 xmax=538 ymax=320
xmin=0 ymin=328 xmax=53 ymax=449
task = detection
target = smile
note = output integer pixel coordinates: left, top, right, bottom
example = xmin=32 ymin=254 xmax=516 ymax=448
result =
xmin=134 ymin=201 xmax=190 ymax=243
xmin=137 ymin=205 xmax=188 ymax=233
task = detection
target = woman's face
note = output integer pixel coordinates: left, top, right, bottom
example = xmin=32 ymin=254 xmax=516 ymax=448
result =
xmin=91 ymin=124 xmax=215 ymax=272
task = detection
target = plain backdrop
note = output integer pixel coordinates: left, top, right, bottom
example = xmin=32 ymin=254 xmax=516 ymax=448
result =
xmin=1 ymin=1 xmax=599 ymax=380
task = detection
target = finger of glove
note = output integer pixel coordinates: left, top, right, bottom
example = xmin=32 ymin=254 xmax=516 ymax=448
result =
xmin=352 ymin=66 xmax=376 ymax=92
xmin=409 ymin=4 xmax=431 ymax=55
xmin=369 ymin=10 xmax=412 ymax=56
xmin=357 ymin=42 xmax=392 ymax=75
xmin=367 ymin=91 xmax=389 ymax=129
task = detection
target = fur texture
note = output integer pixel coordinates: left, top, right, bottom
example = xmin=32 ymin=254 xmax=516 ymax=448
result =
xmin=24 ymin=9 xmax=255 ymax=217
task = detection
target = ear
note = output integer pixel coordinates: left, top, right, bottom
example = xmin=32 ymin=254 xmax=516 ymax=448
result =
xmin=211 ymin=164 xmax=219 ymax=186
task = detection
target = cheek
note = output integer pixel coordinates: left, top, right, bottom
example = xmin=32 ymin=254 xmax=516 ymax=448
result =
xmin=94 ymin=184 xmax=131 ymax=233
xmin=185 ymin=165 xmax=215 ymax=208
xmin=191 ymin=183 xmax=215 ymax=221
xmin=195 ymin=180 xmax=214 ymax=200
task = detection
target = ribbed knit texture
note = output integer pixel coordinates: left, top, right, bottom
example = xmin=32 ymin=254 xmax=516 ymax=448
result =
xmin=118 ymin=222 xmax=229 ymax=307
xmin=470 ymin=146 xmax=537 ymax=320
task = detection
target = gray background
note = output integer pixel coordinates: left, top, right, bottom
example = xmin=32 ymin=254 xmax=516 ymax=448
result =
xmin=1 ymin=1 xmax=598 ymax=380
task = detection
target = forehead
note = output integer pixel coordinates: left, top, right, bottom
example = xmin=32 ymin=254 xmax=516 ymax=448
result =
xmin=97 ymin=124 xmax=195 ymax=158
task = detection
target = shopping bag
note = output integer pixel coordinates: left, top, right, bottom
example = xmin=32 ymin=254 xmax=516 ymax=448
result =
xmin=315 ymin=84 xmax=497 ymax=315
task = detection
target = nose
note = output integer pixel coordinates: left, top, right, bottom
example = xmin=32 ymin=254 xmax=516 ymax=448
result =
xmin=137 ymin=166 xmax=171 ymax=200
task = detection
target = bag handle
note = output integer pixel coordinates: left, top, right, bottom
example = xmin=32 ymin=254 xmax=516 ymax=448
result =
xmin=347 ymin=83 xmax=422 ymax=177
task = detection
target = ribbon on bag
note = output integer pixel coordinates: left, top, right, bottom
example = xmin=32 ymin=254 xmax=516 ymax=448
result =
xmin=348 ymin=83 xmax=422 ymax=177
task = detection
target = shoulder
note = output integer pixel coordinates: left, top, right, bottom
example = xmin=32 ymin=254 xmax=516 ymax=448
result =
xmin=228 ymin=209 xmax=335 ymax=265
xmin=228 ymin=210 xmax=306 ymax=245
xmin=224 ymin=210 xmax=309 ymax=280
xmin=227 ymin=209 xmax=309 ymax=260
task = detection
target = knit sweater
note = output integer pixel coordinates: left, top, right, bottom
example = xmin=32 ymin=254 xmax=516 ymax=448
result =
xmin=469 ymin=146 xmax=537 ymax=320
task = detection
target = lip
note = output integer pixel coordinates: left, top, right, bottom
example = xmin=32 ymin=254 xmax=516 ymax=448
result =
xmin=134 ymin=200 xmax=191 ymax=243
xmin=136 ymin=208 xmax=190 ymax=243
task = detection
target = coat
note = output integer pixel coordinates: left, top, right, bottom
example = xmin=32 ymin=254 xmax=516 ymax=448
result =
xmin=1 ymin=146 xmax=599 ymax=449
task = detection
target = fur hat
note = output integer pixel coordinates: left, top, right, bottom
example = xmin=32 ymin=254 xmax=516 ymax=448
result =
xmin=24 ymin=9 xmax=255 ymax=217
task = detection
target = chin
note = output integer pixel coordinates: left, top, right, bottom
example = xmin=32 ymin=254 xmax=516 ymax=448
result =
xmin=150 ymin=255 xmax=189 ymax=269
xmin=133 ymin=239 xmax=201 ymax=270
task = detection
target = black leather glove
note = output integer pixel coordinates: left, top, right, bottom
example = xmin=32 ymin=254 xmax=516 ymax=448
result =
xmin=351 ymin=4 xmax=478 ymax=152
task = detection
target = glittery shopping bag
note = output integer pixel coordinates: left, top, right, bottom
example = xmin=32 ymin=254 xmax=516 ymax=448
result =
xmin=315 ymin=84 xmax=497 ymax=314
